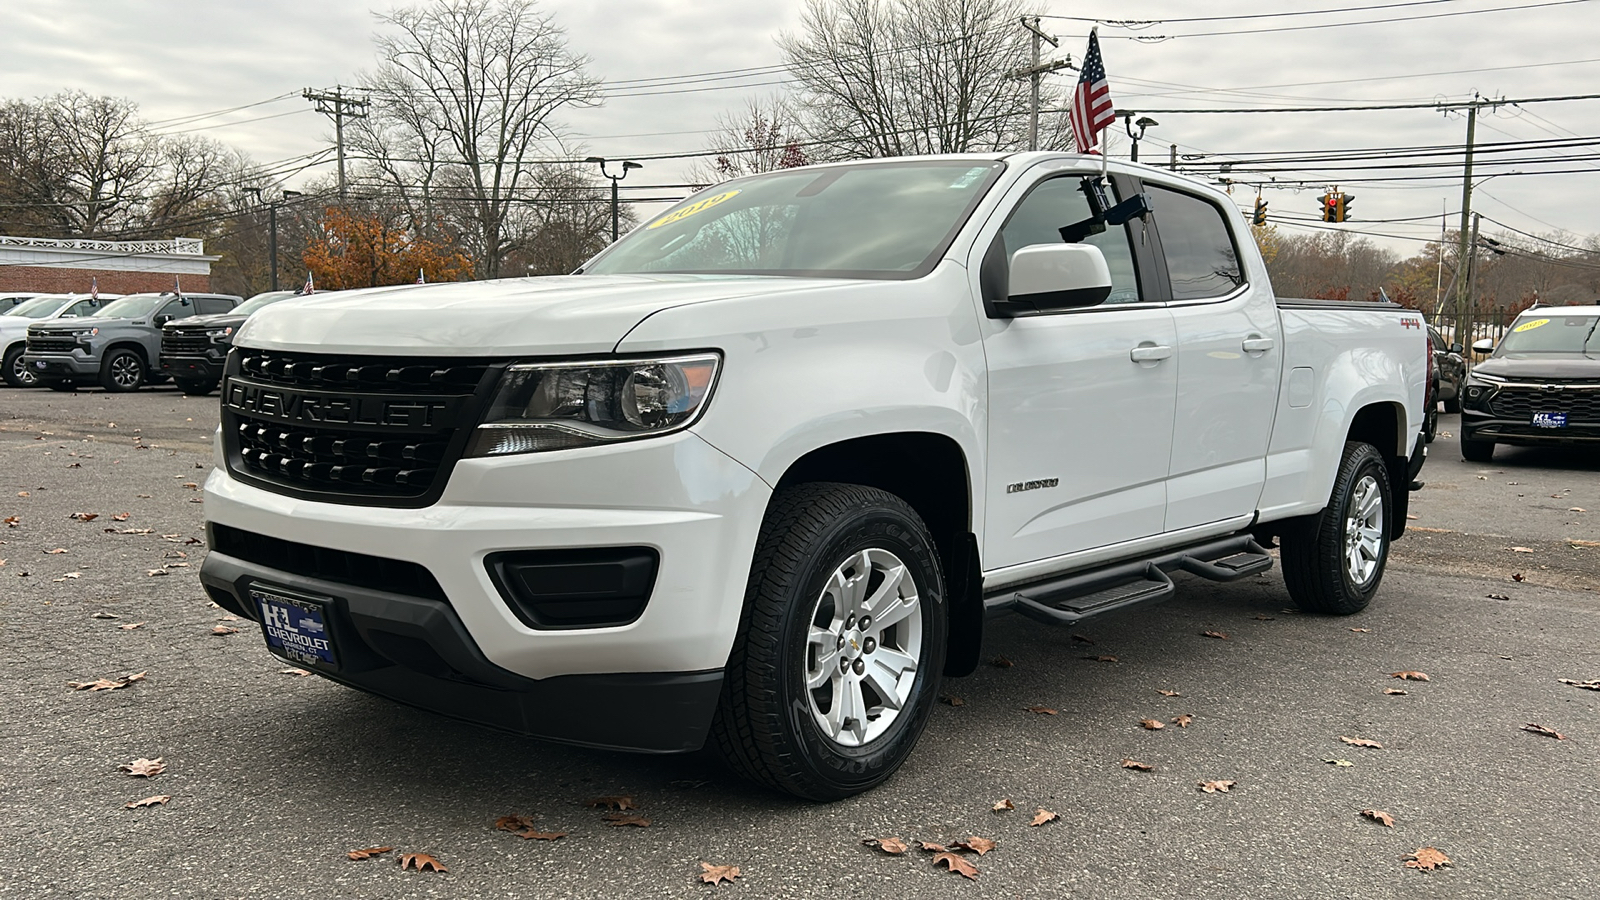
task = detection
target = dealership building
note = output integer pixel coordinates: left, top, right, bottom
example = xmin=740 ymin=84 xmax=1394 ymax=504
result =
xmin=0 ymin=235 xmax=217 ymax=294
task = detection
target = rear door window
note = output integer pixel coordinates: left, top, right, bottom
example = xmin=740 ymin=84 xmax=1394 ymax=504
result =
xmin=197 ymin=297 xmax=234 ymax=314
xmin=1147 ymin=185 xmax=1245 ymax=301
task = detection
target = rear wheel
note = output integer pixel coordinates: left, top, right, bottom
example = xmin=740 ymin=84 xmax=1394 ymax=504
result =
xmin=1281 ymin=441 xmax=1392 ymax=615
xmin=100 ymin=349 xmax=145 ymax=392
xmin=3 ymin=344 xmax=34 ymax=388
xmin=1461 ymin=436 xmax=1494 ymax=462
xmin=175 ymin=378 xmax=218 ymax=396
xmin=711 ymin=483 xmax=946 ymax=800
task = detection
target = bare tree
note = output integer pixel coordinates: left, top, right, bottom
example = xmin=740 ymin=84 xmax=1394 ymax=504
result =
xmin=688 ymin=96 xmax=810 ymax=187
xmin=0 ymin=92 xmax=159 ymax=235
xmin=512 ymin=163 xmax=630 ymax=275
xmin=779 ymin=0 xmax=1069 ymax=159
xmin=362 ymin=0 xmax=602 ymax=278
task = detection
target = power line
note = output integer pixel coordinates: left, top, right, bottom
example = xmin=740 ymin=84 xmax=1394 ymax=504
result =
xmin=1052 ymin=0 xmax=1596 ymax=41
xmin=1043 ymin=0 xmax=1468 ymax=25
xmin=1108 ymin=90 xmax=1600 ymax=115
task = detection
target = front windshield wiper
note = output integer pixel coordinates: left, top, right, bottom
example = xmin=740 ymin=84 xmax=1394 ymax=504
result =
xmin=1584 ymin=316 xmax=1599 ymax=359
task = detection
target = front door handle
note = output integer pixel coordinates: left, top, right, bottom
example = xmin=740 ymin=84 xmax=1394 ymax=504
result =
xmin=1242 ymin=337 xmax=1275 ymax=353
xmin=1130 ymin=345 xmax=1174 ymax=363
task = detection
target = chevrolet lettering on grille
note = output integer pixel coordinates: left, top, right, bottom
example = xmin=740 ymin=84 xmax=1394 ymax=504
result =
xmin=225 ymin=380 xmax=458 ymax=429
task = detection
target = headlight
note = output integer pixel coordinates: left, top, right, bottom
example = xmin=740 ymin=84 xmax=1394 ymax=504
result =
xmin=466 ymin=353 xmax=720 ymax=456
xmin=73 ymin=328 xmax=98 ymax=343
xmin=207 ymin=327 xmax=234 ymax=342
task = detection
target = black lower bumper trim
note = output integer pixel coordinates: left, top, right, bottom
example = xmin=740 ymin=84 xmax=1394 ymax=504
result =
xmin=199 ymin=550 xmax=722 ymax=753
xmin=161 ymin=356 xmax=224 ymax=379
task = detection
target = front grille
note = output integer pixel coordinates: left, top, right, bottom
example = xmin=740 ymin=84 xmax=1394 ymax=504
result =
xmin=162 ymin=329 xmax=211 ymax=355
xmin=221 ymin=349 xmax=499 ymax=506
xmin=1489 ymin=385 xmax=1600 ymax=422
xmin=26 ymin=335 xmax=75 ymax=353
xmin=209 ymin=522 xmax=447 ymax=601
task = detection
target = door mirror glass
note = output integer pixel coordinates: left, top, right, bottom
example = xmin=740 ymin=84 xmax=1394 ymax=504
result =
xmin=1449 ymin=342 xmax=1463 ymax=354
xmin=154 ymin=314 xmax=171 ymax=326
xmin=1471 ymin=338 xmax=1494 ymax=355
xmin=999 ymin=244 xmax=1112 ymax=316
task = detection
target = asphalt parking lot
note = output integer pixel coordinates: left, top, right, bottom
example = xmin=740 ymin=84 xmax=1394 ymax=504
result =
xmin=2 ymin=387 xmax=1596 ymax=899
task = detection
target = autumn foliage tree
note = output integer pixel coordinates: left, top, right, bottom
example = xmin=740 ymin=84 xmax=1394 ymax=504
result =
xmin=303 ymin=207 xmax=472 ymax=290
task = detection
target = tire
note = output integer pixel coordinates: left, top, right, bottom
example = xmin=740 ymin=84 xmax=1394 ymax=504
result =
xmin=175 ymin=378 xmax=218 ymax=396
xmin=1281 ymin=441 xmax=1392 ymax=615
xmin=1423 ymin=402 xmax=1437 ymax=444
xmin=3 ymin=344 xmax=34 ymax=388
xmin=1442 ymin=393 xmax=1461 ymax=415
xmin=1461 ymin=436 xmax=1494 ymax=462
xmin=100 ymin=348 xmax=145 ymax=392
xmin=711 ymin=482 xmax=947 ymax=801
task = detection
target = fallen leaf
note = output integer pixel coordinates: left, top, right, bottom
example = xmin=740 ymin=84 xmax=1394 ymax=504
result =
xmin=699 ymin=862 xmax=741 ymax=885
xmin=1340 ymin=736 xmax=1383 ymax=749
xmin=399 ymin=852 xmax=447 ymax=872
xmin=988 ymin=655 xmax=1014 ymax=668
xmin=108 ymin=527 xmax=153 ymax=535
xmin=1558 ymin=679 xmax=1600 ymax=691
xmin=125 ymin=795 xmax=170 ymax=809
xmin=1030 ymin=808 xmax=1058 ymax=826
xmin=91 ymin=612 xmax=119 ymax=619
xmin=3 ymin=517 xmax=18 ymax=528
xmin=1201 ymin=630 xmax=1229 ymax=640
xmin=603 ymin=813 xmax=651 ymax=827
xmin=1156 ymin=689 xmax=1182 ymax=697
xmin=932 ymin=852 xmax=979 ymax=880
xmin=1253 ymin=615 xmax=1275 ymax=620
xmin=916 ymin=840 xmax=949 ymax=852
xmin=68 ymin=672 xmax=145 ymax=691
xmin=53 ymin=572 xmax=80 ymax=581
xmin=1025 ymin=705 xmax=1058 ymax=715
xmin=69 ymin=512 xmax=99 ymax=522
xmin=117 ymin=622 xmax=144 ymax=631
xmin=1361 ymin=808 xmax=1395 ymax=827
xmin=17 ymin=491 xmax=28 ymax=497
xmin=940 ymin=694 xmax=964 ymax=706
xmin=184 ymin=537 xmax=202 ymax=545
xmin=1325 ymin=758 xmax=1354 ymax=767
xmin=1198 ymin=780 xmax=1236 ymax=793
xmin=517 ymin=830 xmax=566 ymax=841
xmin=119 ymin=757 xmax=165 ymax=777
xmin=145 ymin=569 xmax=168 ymax=577
xmin=495 ymin=814 xmax=537 ymax=833
xmin=1512 ymin=573 xmax=1526 ymax=582
xmin=280 ymin=667 xmax=312 ymax=677
xmin=1121 ymin=759 xmax=1156 ymax=771
xmin=1071 ymin=634 xmax=1094 ymax=644
xmin=1486 ymin=593 xmax=1511 ymax=601
xmin=1384 ymin=688 xmax=1409 ymax=695
xmin=1140 ymin=718 xmax=1165 ymax=730
xmin=46 ymin=548 xmax=67 ymax=554
xmin=1521 ymin=723 xmax=1567 ymax=740
xmin=1405 ymin=514 xmax=1418 ymax=519
xmin=1171 ymin=714 xmax=1193 ymax=728
xmin=181 ymin=482 xmax=199 ymax=490
xmin=587 ymin=795 xmax=637 ymax=811
xmin=1088 ymin=654 xmax=1119 ymax=662
xmin=952 ymin=837 xmax=997 ymax=856
xmin=1571 ymin=539 xmax=1600 ymax=548
xmin=111 ymin=512 xmax=131 ymax=521
xmin=1390 ymin=671 xmax=1430 ymax=681
xmin=1570 ymin=507 xmax=1588 ymax=513
xmin=1350 ymin=627 xmax=1371 ymax=633
xmin=863 ymin=837 xmax=908 ymax=855
xmin=992 ymin=798 xmax=1015 ymax=812
xmin=1404 ymin=847 xmax=1451 ymax=871
xmin=212 ymin=625 xmax=239 ymax=635
xmin=1510 ymin=546 xmax=1535 ymax=553
xmin=346 ymin=846 xmax=395 ymax=861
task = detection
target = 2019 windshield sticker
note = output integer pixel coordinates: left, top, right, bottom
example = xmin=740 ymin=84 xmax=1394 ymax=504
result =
xmin=1513 ymin=318 xmax=1550 ymax=333
xmin=647 ymin=190 xmax=741 ymax=230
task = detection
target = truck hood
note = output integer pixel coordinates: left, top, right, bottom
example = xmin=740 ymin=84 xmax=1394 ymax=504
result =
xmin=26 ymin=314 xmax=138 ymax=333
xmin=167 ymin=312 xmax=248 ymax=330
xmin=1474 ymin=355 xmax=1600 ymax=381
xmin=233 ymin=274 xmax=865 ymax=356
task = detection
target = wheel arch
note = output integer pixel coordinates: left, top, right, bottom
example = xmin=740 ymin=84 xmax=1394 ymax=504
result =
xmin=102 ymin=340 xmax=152 ymax=366
xmin=1345 ymin=400 xmax=1412 ymax=539
xmin=773 ymin=431 xmax=983 ymax=678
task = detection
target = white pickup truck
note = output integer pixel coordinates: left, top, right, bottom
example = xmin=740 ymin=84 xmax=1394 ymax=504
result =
xmin=198 ymin=154 xmax=1428 ymax=800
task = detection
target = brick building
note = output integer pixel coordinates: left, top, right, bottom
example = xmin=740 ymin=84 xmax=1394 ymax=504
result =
xmin=0 ymin=235 xmax=218 ymax=294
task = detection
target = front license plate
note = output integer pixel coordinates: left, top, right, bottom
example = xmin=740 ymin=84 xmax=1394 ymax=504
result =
xmin=1531 ymin=412 xmax=1568 ymax=429
xmin=252 ymin=587 xmax=338 ymax=668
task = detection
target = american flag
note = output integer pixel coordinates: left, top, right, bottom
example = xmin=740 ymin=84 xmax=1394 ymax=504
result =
xmin=90 ymin=276 xmax=99 ymax=300
xmin=302 ymin=271 xmax=315 ymax=294
xmin=1070 ymin=29 xmax=1115 ymax=154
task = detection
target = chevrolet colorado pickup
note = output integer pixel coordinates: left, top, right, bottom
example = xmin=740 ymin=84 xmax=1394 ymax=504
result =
xmin=199 ymin=154 xmax=1428 ymax=800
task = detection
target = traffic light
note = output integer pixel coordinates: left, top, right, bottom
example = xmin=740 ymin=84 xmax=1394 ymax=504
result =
xmin=1252 ymin=197 xmax=1268 ymax=226
xmin=1320 ymin=193 xmax=1337 ymax=222
xmin=1335 ymin=192 xmax=1354 ymax=222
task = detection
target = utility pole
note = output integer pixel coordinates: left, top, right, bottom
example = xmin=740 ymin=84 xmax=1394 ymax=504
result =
xmin=304 ymin=86 xmax=370 ymax=201
xmin=1464 ymin=211 xmax=1483 ymax=340
xmin=1439 ymin=93 xmax=1503 ymax=345
xmin=1011 ymin=17 xmax=1068 ymax=151
xmin=1169 ymin=144 xmax=1178 ymax=170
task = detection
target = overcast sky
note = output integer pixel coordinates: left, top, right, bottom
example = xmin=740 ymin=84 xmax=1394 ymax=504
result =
xmin=7 ymin=0 xmax=1600 ymax=262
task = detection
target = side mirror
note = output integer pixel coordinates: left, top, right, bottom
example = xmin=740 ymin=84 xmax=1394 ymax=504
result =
xmin=154 ymin=315 xmax=171 ymax=326
xmin=1471 ymin=338 xmax=1494 ymax=355
xmin=1449 ymin=342 xmax=1463 ymax=354
xmin=991 ymin=244 xmax=1113 ymax=317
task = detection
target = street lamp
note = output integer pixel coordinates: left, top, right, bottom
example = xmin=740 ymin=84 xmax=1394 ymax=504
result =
xmin=586 ymin=156 xmax=642 ymax=243
xmin=244 ymin=188 xmax=303 ymax=291
xmin=1124 ymin=115 xmax=1158 ymax=163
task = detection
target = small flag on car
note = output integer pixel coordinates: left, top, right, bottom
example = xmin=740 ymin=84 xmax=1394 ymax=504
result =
xmin=1071 ymin=29 xmax=1116 ymax=155
xmin=417 ymin=268 xmax=426 ymax=284
xmin=90 ymin=276 xmax=99 ymax=300
xmin=302 ymin=271 xmax=315 ymax=294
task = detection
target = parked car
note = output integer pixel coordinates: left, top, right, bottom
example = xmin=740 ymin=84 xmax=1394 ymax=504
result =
xmin=1428 ymin=325 xmax=1466 ymax=413
xmin=23 ymin=291 xmax=241 ymax=392
xmin=198 ymin=154 xmax=1427 ymax=800
xmin=0 ymin=292 xmax=40 ymax=313
xmin=161 ymin=290 xmax=298 ymax=395
xmin=2 ymin=293 xmax=119 ymax=387
xmin=1459 ymin=305 xmax=1600 ymax=461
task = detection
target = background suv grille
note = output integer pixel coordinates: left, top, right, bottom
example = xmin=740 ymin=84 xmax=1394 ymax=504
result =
xmin=162 ymin=328 xmax=211 ymax=355
xmin=222 ymin=350 xmax=499 ymax=506
xmin=26 ymin=335 xmax=75 ymax=353
xmin=1490 ymin=386 xmax=1600 ymax=422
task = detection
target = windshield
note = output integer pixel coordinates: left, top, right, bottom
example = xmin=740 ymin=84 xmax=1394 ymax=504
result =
xmin=584 ymin=160 xmax=1005 ymax=279
xmin=3 ymin=296 xmax=72 ymax=318
xmin=233 ymin=292 xmax=295 ymax=316
xmin=95 ymin=294 xmax=171 ymax=319
xmin=1495 ymin=314 xmax=1600 ymax=356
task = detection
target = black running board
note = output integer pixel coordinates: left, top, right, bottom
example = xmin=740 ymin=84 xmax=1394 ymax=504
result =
xmin=984 ymin=534 xmax=1273 ymax=627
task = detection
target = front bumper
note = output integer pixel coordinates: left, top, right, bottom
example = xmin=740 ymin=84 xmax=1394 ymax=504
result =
xmin=1461 ymin=411 xmax=1600 ymax=445
xmin=22 ymin=350 xmax=98 ymax=378
xmin=199 ymin=429 xmax=772 ymax=751
xmin=160 ymin=353 xmax=224 ymax=380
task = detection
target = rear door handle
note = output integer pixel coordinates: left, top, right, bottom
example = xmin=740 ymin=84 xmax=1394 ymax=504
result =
xmin=1242 ymin=337 xmax=1275 ymax=353
xmin=1130 ymin=345 xmax=1174 ymax=362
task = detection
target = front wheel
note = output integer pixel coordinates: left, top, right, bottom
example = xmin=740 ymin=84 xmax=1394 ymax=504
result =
xmin=1281 ymin=441 xmax=1392 ymax=615
xmin=3 ymin=344 xmax=35 ymax=388
xmin=100 ymin=349 xmax=145 ymax=392
xmin=711 ymin=483 xmax=947 ymax=801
